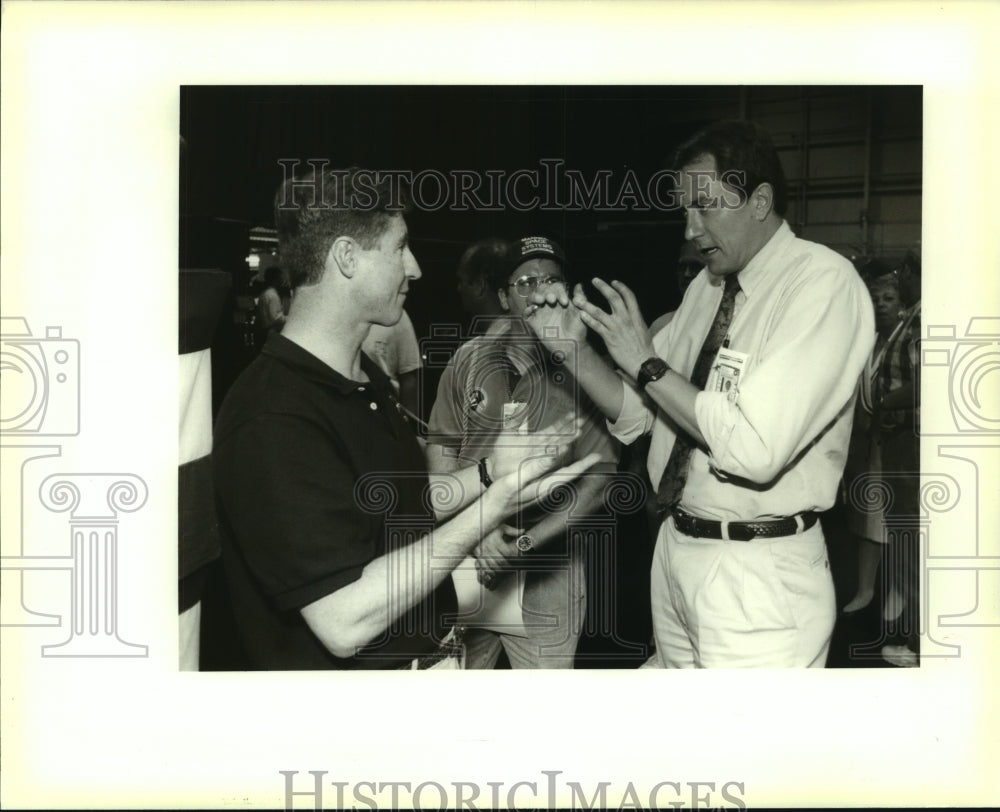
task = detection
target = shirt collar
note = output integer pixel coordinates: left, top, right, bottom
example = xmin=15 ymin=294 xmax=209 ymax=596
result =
xmin=261 ymin=333 xmax=393 ymax=396
xmin=734 ymin=219 xmax=794 ymax=299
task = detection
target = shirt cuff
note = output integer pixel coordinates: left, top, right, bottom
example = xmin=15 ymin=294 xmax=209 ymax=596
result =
xmin=607 ymin=377 xmax=649 ymax=445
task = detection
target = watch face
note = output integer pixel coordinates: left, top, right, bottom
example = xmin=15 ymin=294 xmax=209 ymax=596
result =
xmin=640 ymin=357 xmax=669 ymax=385
xmin=516 ymin=534 xmax=533 ymax=552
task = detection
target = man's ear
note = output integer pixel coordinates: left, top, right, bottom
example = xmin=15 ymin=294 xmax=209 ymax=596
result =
xmin=328 ymin=237 xmax=357 ymax=278
xmin=498 ymin=287 xmax=511 ymax=312
xmin=750 ymin=183 xmax=775 ymax=221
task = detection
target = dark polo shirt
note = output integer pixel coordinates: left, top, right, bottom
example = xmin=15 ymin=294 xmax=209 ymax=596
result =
xmin=213 ymin=333 xmax=458 ymax=669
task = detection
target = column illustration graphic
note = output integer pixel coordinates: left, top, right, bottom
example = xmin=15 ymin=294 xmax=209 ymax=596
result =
xmin=38 ymin=474 xmax=148 ymax=657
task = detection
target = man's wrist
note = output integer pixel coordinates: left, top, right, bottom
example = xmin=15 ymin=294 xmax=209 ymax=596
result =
xmin=636 ymin=356 xmax=670 ymax=389
xmin=478 ymin=456 xmax=494 ymax=489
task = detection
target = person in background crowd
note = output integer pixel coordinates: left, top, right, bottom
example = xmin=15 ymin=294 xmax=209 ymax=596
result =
xmin=523 ymin=120 xmax=874 ymax=668
xmin=455 ymin=237 xmax=508 ymax=332
xmin=648 ymin=239 xmax=706 ymax=336
xmin=426 ymin=236 xmax=619 ymax=668
xmin=878 ymin=249 xmax=921 ymax=668
xmin=211 ymin=167 xmax=598 ymax=670
xmin=256 ymin=265 xmax=290 ymax=334
xmin=842 ymin=260 xmax=904 ymax=619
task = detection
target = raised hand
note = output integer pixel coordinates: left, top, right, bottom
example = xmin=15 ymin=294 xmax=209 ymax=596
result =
xmin=574 ymin=278 xmax=655 ymax=379
xmin=523 ymin=281 xmax=588 ymax=348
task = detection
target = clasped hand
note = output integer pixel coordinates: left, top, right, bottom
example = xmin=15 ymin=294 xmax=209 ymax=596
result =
xmin=479 ymin=415 xmax=601 ymax=559
xmin=474 ymin=523 xmax=522 ymax=588
xmin=523 ymin=279 xmax=654 ymax=380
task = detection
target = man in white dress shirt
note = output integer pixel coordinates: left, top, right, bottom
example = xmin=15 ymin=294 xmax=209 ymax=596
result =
xmin=524 ymin=120 xmax=875 ymax=667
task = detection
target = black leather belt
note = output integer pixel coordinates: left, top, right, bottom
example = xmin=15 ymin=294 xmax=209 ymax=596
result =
xmin=671 ymin=507 xmax=819 ymax=542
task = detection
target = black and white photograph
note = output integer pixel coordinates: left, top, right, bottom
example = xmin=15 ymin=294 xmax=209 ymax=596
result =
xmin=180 ymin=85 xmax=924 ymax=674
xmin=2 ymin=3 xmax=998 ymax=810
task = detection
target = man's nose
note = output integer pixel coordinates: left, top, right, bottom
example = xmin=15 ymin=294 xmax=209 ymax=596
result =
xmin=684 ymin=209 xmax=703 ymax=242
xmin=405 ymin=249 xmax=422 ymax=281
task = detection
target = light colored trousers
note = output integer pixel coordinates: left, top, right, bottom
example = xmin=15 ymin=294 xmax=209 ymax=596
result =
xmin=647 ymin=516 xmax=835 ymax=668
xmin=464 ymin=554 xmax=587 ymax=669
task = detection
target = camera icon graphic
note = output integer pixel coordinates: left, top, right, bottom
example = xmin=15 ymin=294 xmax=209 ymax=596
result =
xmin=921 ymin=317 xmax=1000 ymax=435
xmin=0 ymin=317 xmax=80 ymax=436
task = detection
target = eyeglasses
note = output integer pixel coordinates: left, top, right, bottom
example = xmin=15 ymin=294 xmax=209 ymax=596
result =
xmin=507 ymin=274 xmax=565 ymax=297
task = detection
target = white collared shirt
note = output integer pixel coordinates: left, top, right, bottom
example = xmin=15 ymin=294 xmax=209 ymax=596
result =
xmin=612 ymin=221 xmax=876 ymax=522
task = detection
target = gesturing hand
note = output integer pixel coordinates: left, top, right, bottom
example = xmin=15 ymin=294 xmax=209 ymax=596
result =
xmin=523 ymin=281 xmax=588 ymax=349
xmin=481 ymin=450 xmax=603 ymax=535
xmin=474 ymin=523 xmax=521 ymax=589
xmin=572 ymin=278 xmax=655 ymax=380
xmin=489 ymin=412 xmax=581 ymax=482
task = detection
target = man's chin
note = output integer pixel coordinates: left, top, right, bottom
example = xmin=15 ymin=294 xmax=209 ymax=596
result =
xmin=373 ymin=308 xmax=404 ymax=328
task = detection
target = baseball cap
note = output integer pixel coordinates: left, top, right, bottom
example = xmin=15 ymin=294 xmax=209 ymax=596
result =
xmin=508 ymin=236 xmax=567 ymax=274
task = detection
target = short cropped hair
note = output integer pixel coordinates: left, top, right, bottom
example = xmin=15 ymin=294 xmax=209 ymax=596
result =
xmin=274 ymin=166 xmax=410 ymax=289
xmin=673 ymin=120 xmax=788 ymax=217
xmin=457 ymin=237 xmax=512 ymax=295
xmin=855 ymin=256 xmax=892 ymax=284
xmin=865 ymin=270 xmax=898 ymax=296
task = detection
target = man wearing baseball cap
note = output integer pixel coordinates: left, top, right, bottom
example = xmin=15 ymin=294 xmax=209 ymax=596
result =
xmin=426 ymin=236 xmax=620 ymax=668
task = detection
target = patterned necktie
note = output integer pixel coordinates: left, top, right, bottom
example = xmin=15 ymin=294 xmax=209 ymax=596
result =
xmin=656 ymin=272 xmax=741 ymax=512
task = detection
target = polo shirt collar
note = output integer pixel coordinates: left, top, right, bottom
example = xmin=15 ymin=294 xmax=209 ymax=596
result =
xmin=261 ymin=333 xmax=393 ymax=395
xmin=734 ymin=219 xmax=794 ymax=299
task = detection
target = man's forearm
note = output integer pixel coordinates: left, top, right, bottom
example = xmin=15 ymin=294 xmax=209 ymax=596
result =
xmin=425 ymin=443 xmax=486 ymax=519
xmin=640 ymin=370 xmax=704 ymax=445
xmin=300 ymin=498 xmax=488 ymax=658
xmin=576 ymin=338 xmax=703 ymax=446
xmin=574 ymin=342 xmax=627 ymax=421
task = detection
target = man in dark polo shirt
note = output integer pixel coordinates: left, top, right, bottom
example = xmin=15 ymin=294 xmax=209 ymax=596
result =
xmin=212 ymin=167 xmax=598 ymax=670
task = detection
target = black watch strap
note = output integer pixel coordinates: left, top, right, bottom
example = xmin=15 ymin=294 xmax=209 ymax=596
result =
xmin=478 ymin=457 xmax=493 ymax=488
xmin=637 ymin=357 xmax=670 ymax=389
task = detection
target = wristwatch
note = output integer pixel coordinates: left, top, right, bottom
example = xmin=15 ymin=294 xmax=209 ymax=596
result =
xmin=478 ymin=457 xmax=493 ymax=488
xmin=637 ymin=357 xmax=670 ymax=389
xmin=515 ymin=534 xmax=534 ymax=553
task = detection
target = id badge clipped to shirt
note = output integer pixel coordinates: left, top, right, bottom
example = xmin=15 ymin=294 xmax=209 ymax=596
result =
xmin=502 ymin=401 xmax=528 ymax=431
xmin=706 ymin=344 xmax=749 ymax=402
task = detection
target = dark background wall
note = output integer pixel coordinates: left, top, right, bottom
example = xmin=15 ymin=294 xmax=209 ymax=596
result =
xmin=179 ymin=85 xmax=922 ymax=412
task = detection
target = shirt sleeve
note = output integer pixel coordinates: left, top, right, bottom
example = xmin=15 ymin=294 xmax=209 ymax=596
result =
xmin=393 ymin=311 xmax=422 ymax=376
xmin=574 ymin=398 xmax=621 ymax=465
xmin=214 ymin=413 xmax=375 ymax=612
xmin=606 ymin=311 xmax=682 ymax=446
xmin=694 ymin=266 xmax=876 ymax=485
xmin=606 ymin=372 xmax=654 ymax=445
xmin=425 ymin=352 xmax=464 ymax=450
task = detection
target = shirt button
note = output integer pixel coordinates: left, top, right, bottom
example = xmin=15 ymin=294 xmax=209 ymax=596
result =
xmin=370 ymin=402 xmax=378 ymax=411
xmin=358 ymin=386 xmax=366 ymax=392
